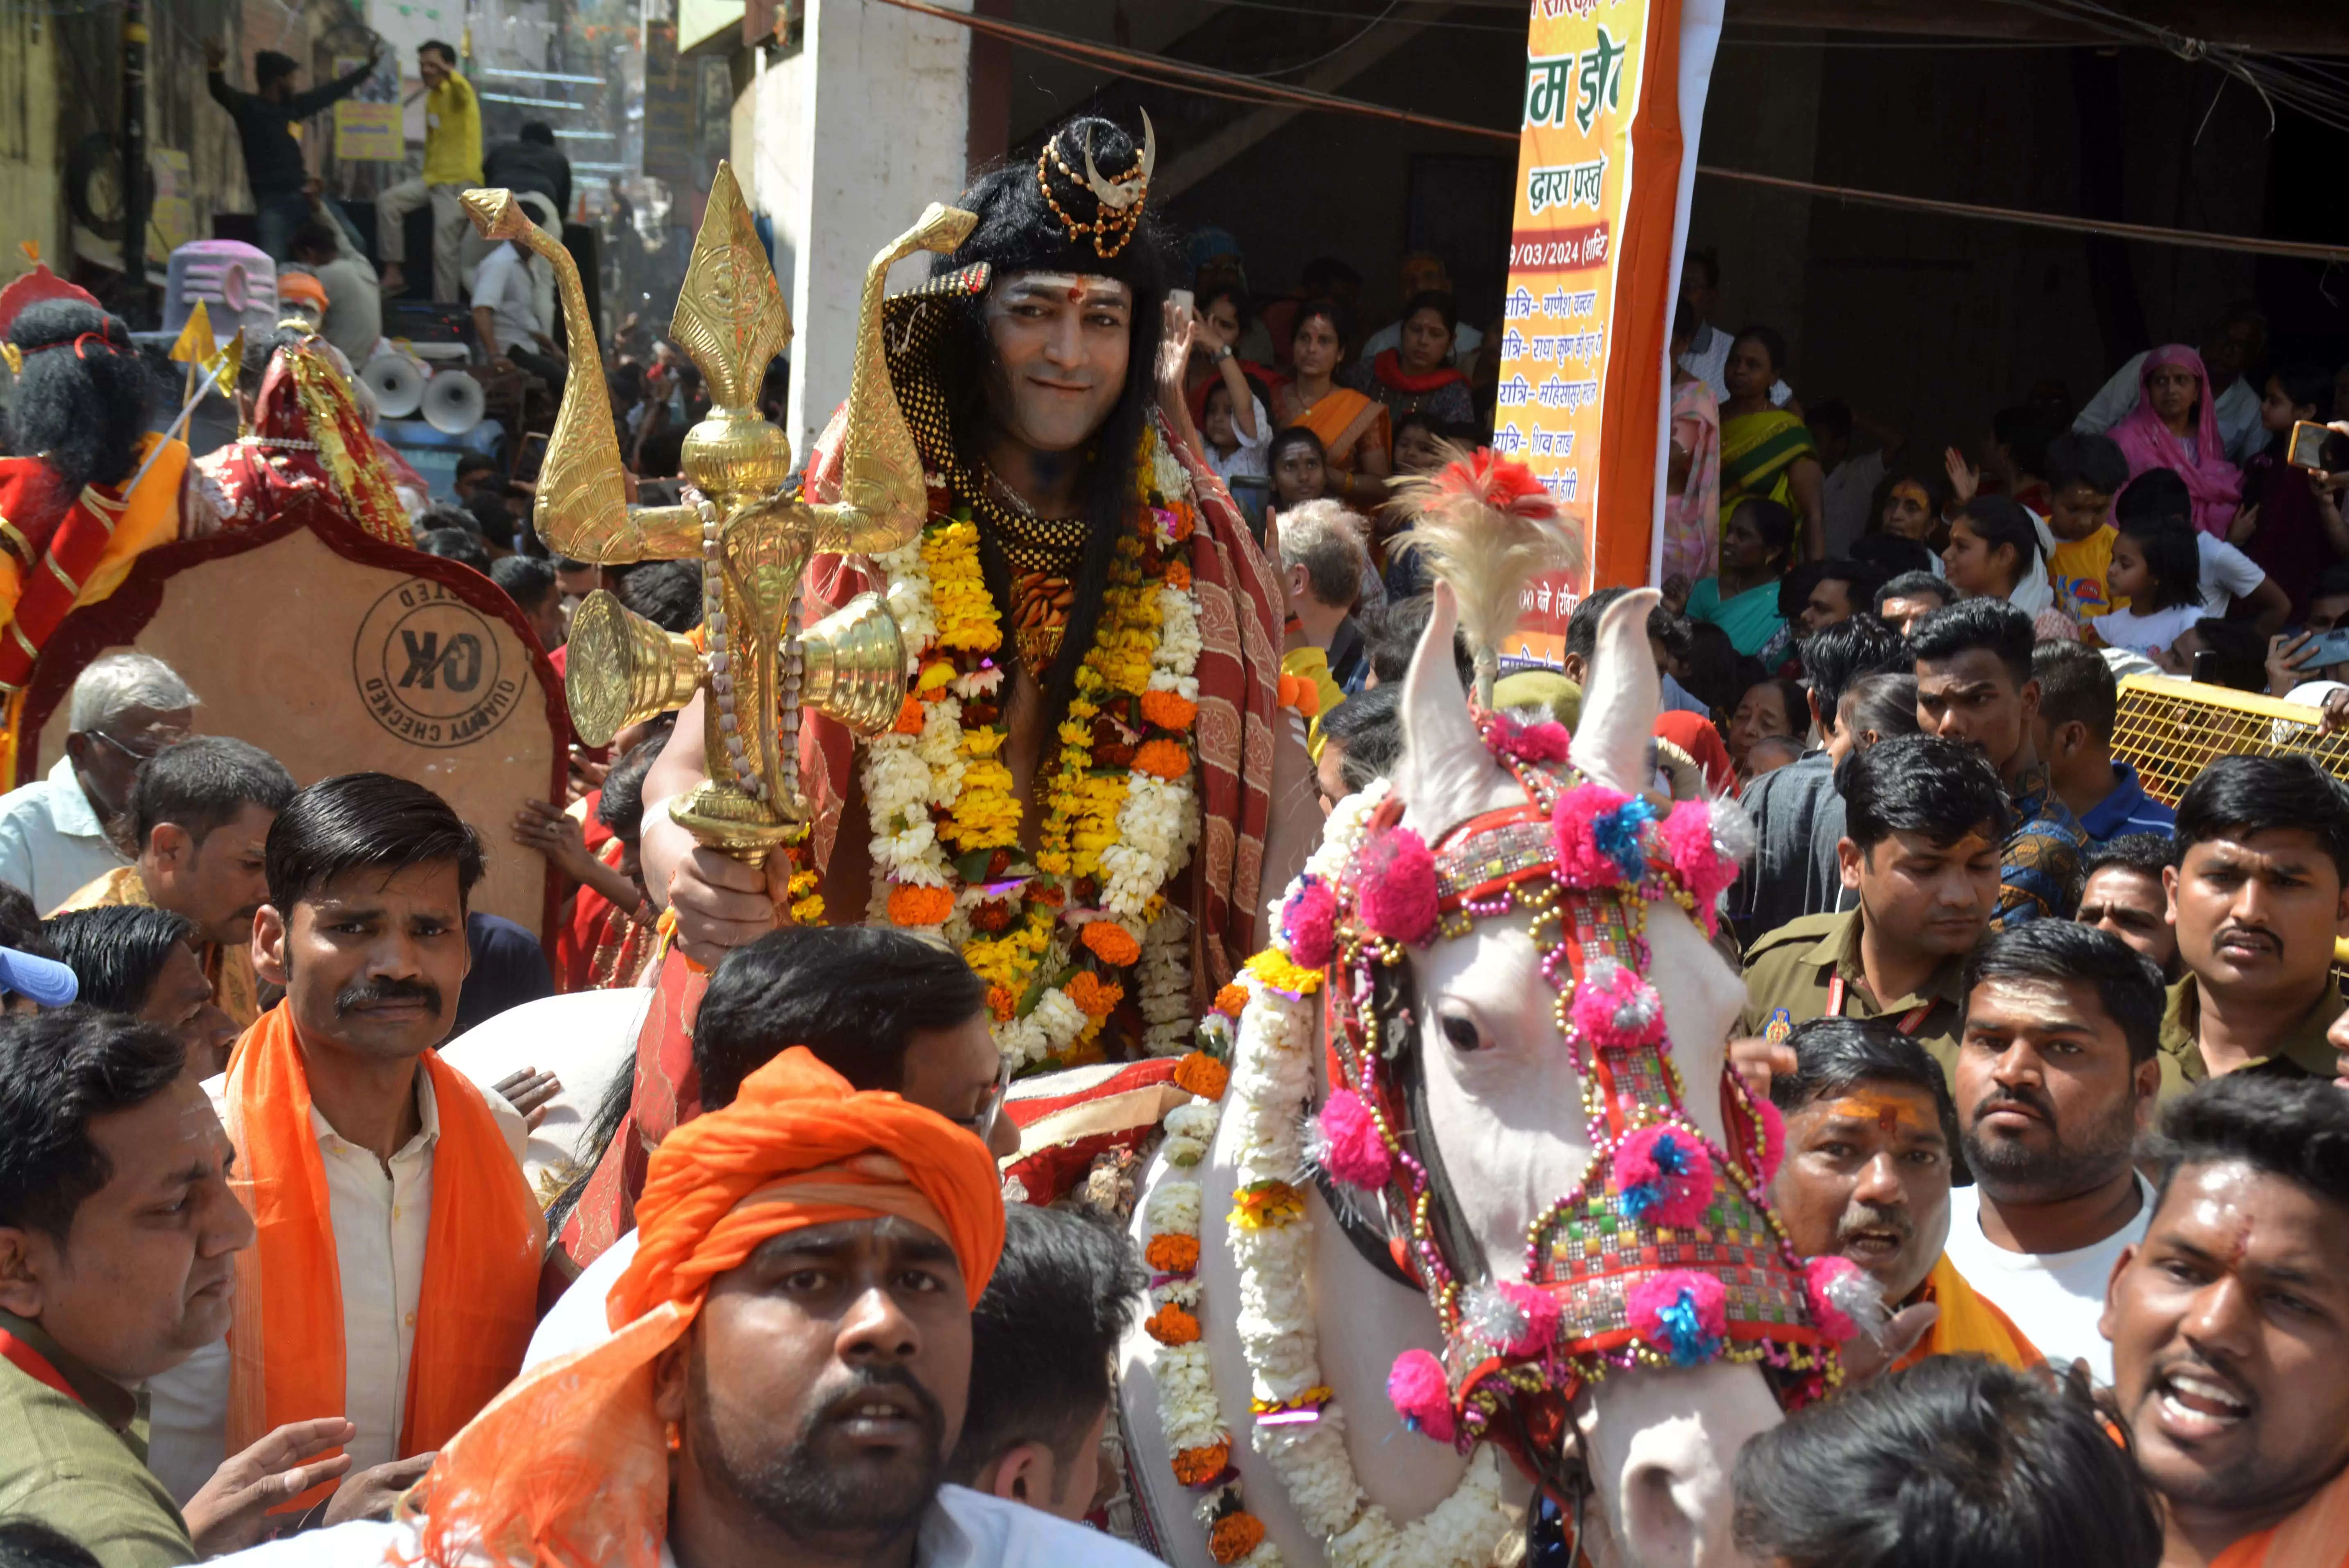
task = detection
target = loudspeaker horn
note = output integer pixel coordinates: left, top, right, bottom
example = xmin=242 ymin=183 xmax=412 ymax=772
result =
xmin=362 ymin=352 xmax=425 ymax=419
xmin=565 ymin=590 xmax=705 ymax=747
xmin=799 ymin=591 xmax=906 ymax=738
xmin=421 ymin=368 xmax=486 ymax=435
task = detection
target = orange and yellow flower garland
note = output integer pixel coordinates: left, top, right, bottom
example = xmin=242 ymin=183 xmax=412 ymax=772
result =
xmin=859 ymin=417 xmax=1204 ymax=1067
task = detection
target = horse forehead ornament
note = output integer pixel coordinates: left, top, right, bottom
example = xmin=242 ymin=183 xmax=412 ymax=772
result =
xmin=1266 ymin=449 xmax=1879 ymax=1491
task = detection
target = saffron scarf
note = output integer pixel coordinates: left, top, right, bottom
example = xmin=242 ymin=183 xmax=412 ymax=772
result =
xmin=404 ymin=1050 xmax=1002 ymax=1568
xmin=2214 ymin=1465 xmax=2349 ymax=1568
xmin=1718 ymin=407 xmax=1816 ymax=527
xmin=1289 ymin=385 xmax=1389 ymax=475
xmin=224 ymin=1003 xmax=543 ymax=1502
xmin=2109 ymin=344 xmax=2243 ymax=538
xmin=1891 ymin=1253 xmax=2042 ymax=1374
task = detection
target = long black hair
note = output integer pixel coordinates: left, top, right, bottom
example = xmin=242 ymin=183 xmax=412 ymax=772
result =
xmin=5 ymin=299 xmax=153 ymax=501
xmin=929 ymin=115 xmax=1170 ymax=726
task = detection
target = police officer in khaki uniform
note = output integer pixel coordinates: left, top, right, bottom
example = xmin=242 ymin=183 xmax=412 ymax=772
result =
xmin=1736 ymin=736 xmax=2008 ymax=1086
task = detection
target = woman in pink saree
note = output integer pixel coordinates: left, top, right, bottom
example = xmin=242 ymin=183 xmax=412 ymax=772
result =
xmin=1661 ymin=303 xmax=1721 ymax=583
xmin=2110 ymin=343 xmax=2242 ymax=537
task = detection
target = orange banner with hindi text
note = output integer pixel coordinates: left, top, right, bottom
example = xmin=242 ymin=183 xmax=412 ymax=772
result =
xmin=1493 ymin=0 xmax=1691 ymax=665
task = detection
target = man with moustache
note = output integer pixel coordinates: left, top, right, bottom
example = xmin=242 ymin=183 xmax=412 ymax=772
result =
xmin=2102 ymin=1075 xmax=2349 ymax=1568
xmin=1767 ymin=1018 xmax=2039 ymax=1377
xmin=1738 ymin=734 xmax=2011 ymax=1083
xmin=1942 ymin=920 xmax=2168 ymax=1382
xmin=2158 ymin=755 xmax=2349 ymax=1084
xmin=202 ymin=1050 xmax=1159 ymax=1568
xmin=145 ymin=775 xmax=540 ymax=1511
xmin=55 ymin=738 xmax=295 ymax=1031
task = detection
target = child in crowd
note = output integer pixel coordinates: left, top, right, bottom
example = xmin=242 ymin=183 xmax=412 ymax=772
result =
xmin=2233 ymin=362 xmax=2347 ymax=622
xmin=1199 ymin=377 xmax=1273 ymax=485
xmin=1266 ymin=425 xmax=1328 ymax=527
xmin=2090 ymin=516 xmax=2205 ymax=667
xmin=2038 ymin=432 xmax=2131 ymax=624
xmin=2114 ymin=468 xmax=2288 ymax=631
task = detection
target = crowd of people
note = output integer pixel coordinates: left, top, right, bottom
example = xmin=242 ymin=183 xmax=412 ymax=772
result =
xmin=9 ymin=79 xmax=2349 ymax=1568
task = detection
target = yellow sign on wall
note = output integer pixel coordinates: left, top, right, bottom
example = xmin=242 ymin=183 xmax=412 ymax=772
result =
xmin=334 ymin=55 xmax=404 ymax=161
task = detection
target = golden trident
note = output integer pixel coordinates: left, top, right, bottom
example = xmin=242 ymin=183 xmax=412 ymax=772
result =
xmin=461 ymin=167 xmax=975 ymax=864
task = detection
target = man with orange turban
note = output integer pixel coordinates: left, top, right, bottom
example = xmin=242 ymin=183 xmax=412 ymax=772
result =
xmin=213 ymin=1048 xmax=1162 ymax=1568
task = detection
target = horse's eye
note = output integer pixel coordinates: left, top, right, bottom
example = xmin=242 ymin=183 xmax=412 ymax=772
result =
xmin=1439 ymin=1013 xmax=1483 ymax=1054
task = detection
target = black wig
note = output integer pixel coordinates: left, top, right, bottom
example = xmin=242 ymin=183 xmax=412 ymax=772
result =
xmin=928 ymin=114 xmax=1170 ymax=727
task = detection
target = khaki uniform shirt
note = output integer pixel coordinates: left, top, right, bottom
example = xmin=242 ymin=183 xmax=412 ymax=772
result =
xmin=1737 ymin=909 xmax=1970 ymax=1084
xmin=2159 ymin=975 xmax=2345 ymax=1086
xmin=0 ymin=1309 xmax=194 ymax=1568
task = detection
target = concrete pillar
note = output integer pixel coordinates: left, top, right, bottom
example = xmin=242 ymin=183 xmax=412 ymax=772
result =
xmin=742 ymin=0 xmax=972 ymax=468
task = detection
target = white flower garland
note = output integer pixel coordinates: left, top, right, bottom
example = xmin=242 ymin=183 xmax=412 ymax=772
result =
xmin=858 ymin=425 xmax=1205 ymax=1067
xmin=1217 ymin=779 xmax=1515 ymax=1568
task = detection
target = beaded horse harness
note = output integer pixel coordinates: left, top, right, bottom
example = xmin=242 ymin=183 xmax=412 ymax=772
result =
xmin=1276 ymin=713 xmax=1862 ymax=1492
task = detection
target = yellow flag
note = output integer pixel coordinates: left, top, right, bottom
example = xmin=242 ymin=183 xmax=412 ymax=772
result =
xmin=170 ymin=300 xmax=214 ymax=405
xmin=206 ymin=328 xmax=245 ymax=433
xmin=169 ymin=299 xmax=213 ymax=364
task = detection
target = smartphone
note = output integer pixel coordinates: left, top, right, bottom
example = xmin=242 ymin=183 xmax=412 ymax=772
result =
xmin=2287 ymin=419 xmax=2349 ymax=474
xmin=2301 ymin=626 xmax=2349 ymax=668
xmin=1169 ymin=289 xmax=1195 ymax=315
xmin=513 ymin=430 xmax=549 ymax=482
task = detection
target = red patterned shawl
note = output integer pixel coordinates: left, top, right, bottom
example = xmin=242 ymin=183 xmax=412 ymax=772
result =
xmin=549 ymin=410 xmax=1284 ymax=1279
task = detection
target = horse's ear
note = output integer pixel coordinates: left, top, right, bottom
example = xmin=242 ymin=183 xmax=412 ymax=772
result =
xmin=1572 ymin=587 xmax=1661 ymax=795
xmin=1396 ymin=581 xmax=1498 ymax=831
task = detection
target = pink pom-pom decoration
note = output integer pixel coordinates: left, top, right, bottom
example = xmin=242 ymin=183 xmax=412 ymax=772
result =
xmin=1570 ymin=956 xmax=1665 ymax=1051
xmin=1627 ymin=1270 xmax=1727 ymax=1367
xmin=1551 ymin=783 xmax=1656 ymax=889
xmin=1802 ymin=1253 xmax=1892 ymax=1343
xmin=1483 ymin=711 xmax=1572 ymax=765
xmin=1386 ymin=1348 xmax=1456 ymax=1443
xmin=1315 ymin=1089 xmax=1393 ymax=1189
xmin=1354 ymin=827 xmax=1440 ymax=946
xmin=1658 ymin=799 xmax=1741 ymax=932
xmin=1613 ymin=1123 xmax=1716 ymax=1230
xmin=1280 ymin=877 xmax=1340 ymax=969
xmin=1460 ymin=1279 xmax=1560 ymax=1358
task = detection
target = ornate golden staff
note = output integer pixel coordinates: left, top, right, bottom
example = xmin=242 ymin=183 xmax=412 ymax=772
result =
xmin=461 ymin=167 xmax=974 ymax=865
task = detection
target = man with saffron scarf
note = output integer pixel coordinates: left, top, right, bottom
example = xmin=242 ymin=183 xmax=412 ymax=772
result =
xmin=213 ymin=1049 xmax=1161 ymax=1568
xmin=2105 ymin=1075 xmax=2349 ymax=1568
xmin=1767 ymin=1018 xmax=2039 ymax=1377
xmin=145 ymin=775 xmax=538 ymax=1511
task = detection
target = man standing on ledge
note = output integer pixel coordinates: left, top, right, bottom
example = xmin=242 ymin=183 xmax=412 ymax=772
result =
xmin=202 ymin=37 xmax=382 ymax=262
xmin=375 ymin=40 xmax=480 ymax=300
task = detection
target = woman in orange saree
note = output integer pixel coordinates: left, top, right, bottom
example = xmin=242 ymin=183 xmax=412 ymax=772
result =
xmin=1272 ymin=298 xmax=1391 ymax=511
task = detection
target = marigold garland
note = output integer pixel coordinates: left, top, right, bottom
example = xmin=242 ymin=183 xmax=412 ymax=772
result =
xmin=1209 ymin=1514 xmax=1267 ymax=1565
xmin=1145 ymin=1302 xmax=1202 ymax=1346
xmin=859 ymin=416 xmax=1205 ymax=1068
xmin=1146 ymin=1233 xmax=1201 ymax=1273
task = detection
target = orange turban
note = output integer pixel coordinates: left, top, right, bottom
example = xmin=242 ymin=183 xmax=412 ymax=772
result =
xmin=403 ymin=1048 xmax=1005 ymax=1568
xmin=275 ymin=271 xmax=330 ymax=312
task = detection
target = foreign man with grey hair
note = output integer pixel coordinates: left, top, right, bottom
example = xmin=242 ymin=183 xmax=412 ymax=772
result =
xmin=0 ymin=654 xmax=198 ymax=911
xmin=1277 ymin=498 xmax=1370 ymax=699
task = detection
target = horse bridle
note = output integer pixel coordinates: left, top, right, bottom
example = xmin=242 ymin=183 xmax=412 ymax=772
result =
xmin=1288 ymin=713 xmax=1853 ymax=1503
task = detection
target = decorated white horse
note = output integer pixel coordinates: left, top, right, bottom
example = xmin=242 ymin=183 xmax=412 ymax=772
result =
xmin=1117 ymin=457 xmax=1875 ymax=1567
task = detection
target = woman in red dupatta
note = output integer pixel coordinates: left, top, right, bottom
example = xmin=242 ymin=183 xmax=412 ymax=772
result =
xmin=1348 ymin=289 xmax=1476 ymax=431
